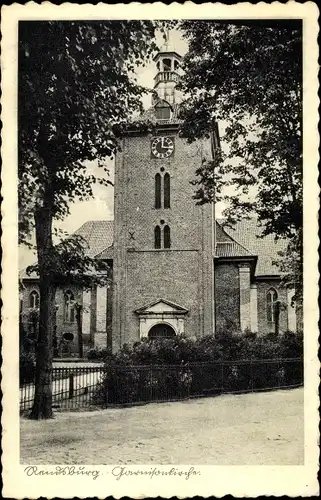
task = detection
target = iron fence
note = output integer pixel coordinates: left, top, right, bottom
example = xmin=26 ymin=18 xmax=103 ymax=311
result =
xmin=20 ymin=357 xmax=303 ymax=412
xmin=20 ymin=365 xmax=104 ymax=411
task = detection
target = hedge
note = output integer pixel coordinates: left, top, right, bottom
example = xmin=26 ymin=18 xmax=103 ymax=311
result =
xmin=92 ymin=331 xmax=303 ymax=405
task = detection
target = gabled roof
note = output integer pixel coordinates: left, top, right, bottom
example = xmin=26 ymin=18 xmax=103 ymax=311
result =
xmin=216 ymin=222 xmax=254 ymax=258
xmin=20 ymin=218 xmax=286 ymax=280
xmin=95 ymin=244 xmax=114 ymax=260
xmin=216 ymin=241 xmax=253 ymax=257
xmin=217 ymin=218 xmax=287 ymax=276
xmin=73 ymin=220 xmax=113 ymax=258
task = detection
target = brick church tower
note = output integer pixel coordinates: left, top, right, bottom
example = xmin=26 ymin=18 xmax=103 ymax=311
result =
xmin=112 ymin=37 xmax=215 ymax=349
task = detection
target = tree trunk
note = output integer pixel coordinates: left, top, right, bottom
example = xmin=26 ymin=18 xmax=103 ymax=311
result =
xmin=29 ymin=202 xmax=55 ymax=420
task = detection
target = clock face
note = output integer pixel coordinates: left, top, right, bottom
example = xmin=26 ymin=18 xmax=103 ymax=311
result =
xmin=151 ymin=136 xmax=175 ymax=159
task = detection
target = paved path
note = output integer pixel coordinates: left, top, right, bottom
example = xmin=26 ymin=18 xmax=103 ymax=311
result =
xmin=21 ymin=388 xmax=304 ymax=465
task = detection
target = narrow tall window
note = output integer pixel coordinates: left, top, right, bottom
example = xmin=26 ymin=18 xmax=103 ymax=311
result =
xmin=154 ymin=226 xmax=161 ymax=249
xmin=164 ymin=173 xmax=170 ymax=208
xmin=29 ymin=290 xmax=39 ymax=309
xmin=64 ymin=290 xmax=75 ymax=323
xmin=164 ymin=225 xmax=171 ymax=248
xmin=155 ymin=173 xmax=161 ymax=209
xmin=266 ymin=288 xmax=278 ymax=323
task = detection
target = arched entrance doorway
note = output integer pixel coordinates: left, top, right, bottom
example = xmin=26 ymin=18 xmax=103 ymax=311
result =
xmin=148 ymin=323 xmax=176 ymax=339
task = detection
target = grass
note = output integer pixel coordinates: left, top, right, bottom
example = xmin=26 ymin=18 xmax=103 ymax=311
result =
xmin=20 ymin=387 xmax=303 ymax=465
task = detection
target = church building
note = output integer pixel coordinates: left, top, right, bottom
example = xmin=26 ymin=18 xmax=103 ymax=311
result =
xmin=20 ymin=40 xmax=300 ymax=356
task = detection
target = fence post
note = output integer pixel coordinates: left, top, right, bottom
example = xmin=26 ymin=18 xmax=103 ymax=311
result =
xmin=250 ymin=359 xmax=254 ymax=392
xmin=69 ymin=373 xmax=74 ymax=399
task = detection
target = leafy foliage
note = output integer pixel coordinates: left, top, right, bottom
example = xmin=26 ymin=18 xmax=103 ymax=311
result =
xmin=87 ymin=346 xmax=112 ymax=361
xmin=20 ymin=318 xmax=36 ymax=386
xmin=274 ymin=228 xmax=303 ymax=304
xmin=20 ymin=350 xmax=36 ymax=386
xmin=26 ymin=234 xmax=110 ymax=288
xmin=19 ymin=21 xmax=159 ymax=418
xmin=90 ymin=331 xmax=303 ymax=363
xmin=19 ymin=20 xmax=159 ymax=242
xmin=92 ymin=332 xmax=303 ymax=405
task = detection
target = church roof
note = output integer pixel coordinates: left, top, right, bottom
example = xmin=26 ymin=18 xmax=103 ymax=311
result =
xmin=217 ymin=219 xmax=287 ymax=276
xmin=216 ymin=223 xmax=254 ymax=259
xmin=20 ymin=219 xmax=286 ymax=280
xmin=20 ymin=220 xmax=114 ymax=279
xmin=73 ymin=220 xmax=114 ymax=258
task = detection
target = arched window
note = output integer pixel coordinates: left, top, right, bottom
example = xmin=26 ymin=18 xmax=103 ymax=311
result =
xmin=266 ymin=288 xmax=278 ymax=323
xmin=164 ymin=173 xmax=170 ymax=208
xmin=154 ymin=226 xmax=161 ymax=249
xmin=164 ymin=225 xmax=171 ymax=249
xmin=29 ymin=290 xmax=39 ymax=309
xmin=64 ymin=290 xmax=75 ymax=323
xmin=155 ymin=173 xmax=161 ymax=209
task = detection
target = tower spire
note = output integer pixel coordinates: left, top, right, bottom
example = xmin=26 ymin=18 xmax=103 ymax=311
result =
xmin=152 ymin=34 xmax=182 ymax=106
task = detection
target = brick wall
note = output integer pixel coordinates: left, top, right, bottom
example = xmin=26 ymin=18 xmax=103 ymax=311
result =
xmin=296 ymin=304 xmax=303 ymax=332
xmin=95 ymin=331 xmax=107 ymax=349
xmin=124 ymin=249 xmax=201 ymax=343
xmin=20 ymin=282 xmax=40 ymax=333
xmin=215 ymin=262 xmax=240 ymax=333
xmin=22 ymin=276 xmax=112 ymax=356
xmin=238 ymin=264 xmax=251 ymax=331
xmin=21 ymin=282 xmax=83 ymax=356
xmin=96 ymin=285 xmax=107 ymax=332
xmin=113 ymin=129 xmax=214 ymax=349
xmin=55 ymin=285 xmax=83 ymax=354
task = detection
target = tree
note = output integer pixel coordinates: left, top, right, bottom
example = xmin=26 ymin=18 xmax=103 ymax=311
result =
xmin=19 ymin=21 xmax=159 ymax=419
xmin=178 ymin=20 xmax=302 ymax=295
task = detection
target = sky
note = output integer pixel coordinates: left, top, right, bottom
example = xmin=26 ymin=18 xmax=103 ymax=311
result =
xmin=19 ymin=29 xmax=223 ymax=269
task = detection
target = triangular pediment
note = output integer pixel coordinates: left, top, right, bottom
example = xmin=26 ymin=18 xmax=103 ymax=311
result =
xmin=135 ymin=299 xmax=188 ymax=315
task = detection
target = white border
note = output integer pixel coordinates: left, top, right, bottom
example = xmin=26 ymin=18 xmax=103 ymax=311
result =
xmin=1 ymin=2 xmax=319 ymax=497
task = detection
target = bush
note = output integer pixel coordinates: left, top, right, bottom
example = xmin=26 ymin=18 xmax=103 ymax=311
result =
xmin=19 ymin=321 xmax=36 ymax=352
xmin=280 ymin=331 xmax=303 ymax=358
xmin=93 ymin=362 xmax=193 ymax=406
xmin=20 ymin=350 xmax=36 ymax=386
xmin=86 ymin=346 xmax=112 ymax=361
xmin=92 ymin=331 xmax=303 ymax=406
